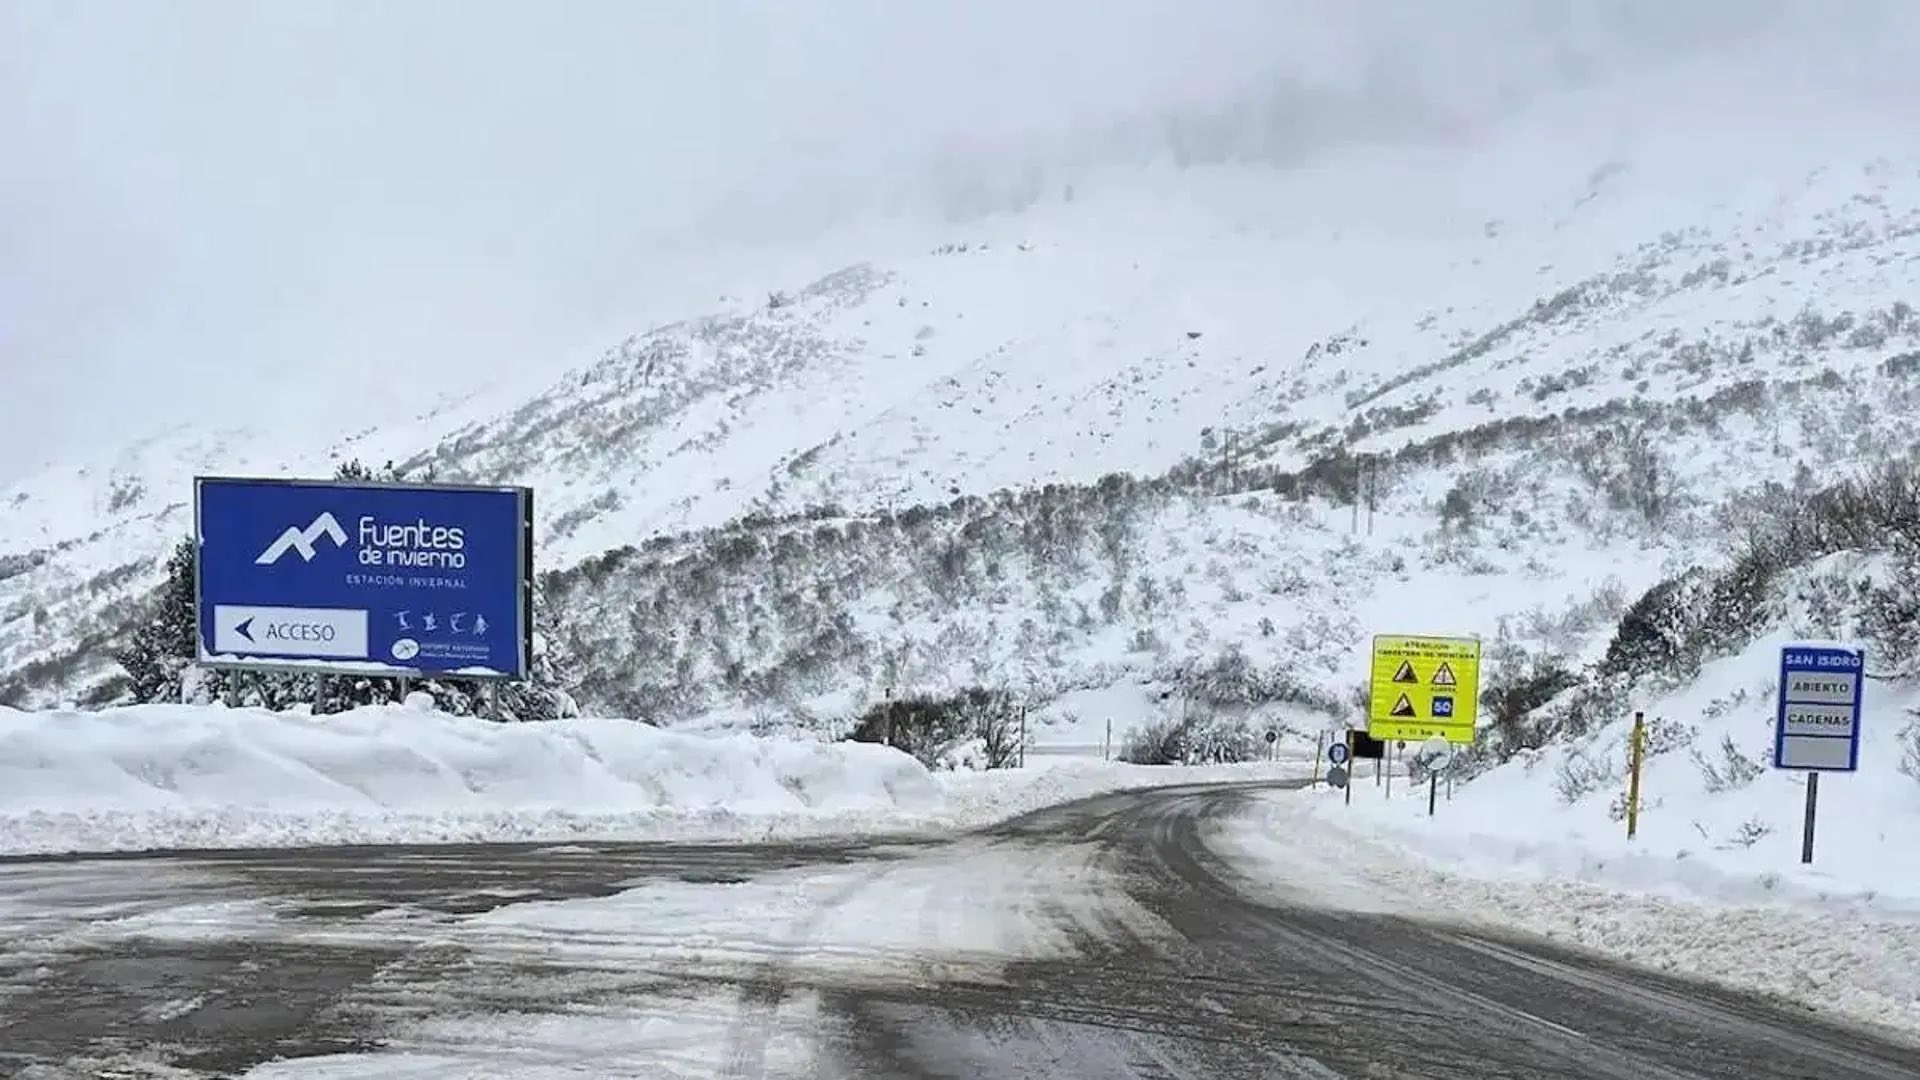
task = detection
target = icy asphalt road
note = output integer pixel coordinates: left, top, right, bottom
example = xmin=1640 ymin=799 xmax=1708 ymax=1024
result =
xmin=4 ymin=782 xmax=1919 ymax=1079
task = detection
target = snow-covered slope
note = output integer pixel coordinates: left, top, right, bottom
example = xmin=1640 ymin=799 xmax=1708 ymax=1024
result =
xmin=5 ymin=66 xmax=1920 ymax=730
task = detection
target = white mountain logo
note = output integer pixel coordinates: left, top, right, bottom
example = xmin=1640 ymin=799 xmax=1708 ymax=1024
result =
xmin=256 ymin=512 xmax=349 ymax=565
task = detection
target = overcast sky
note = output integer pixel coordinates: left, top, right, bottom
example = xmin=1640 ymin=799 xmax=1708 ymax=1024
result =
xmin=4 ymin=1 xmax=1916 ymax=485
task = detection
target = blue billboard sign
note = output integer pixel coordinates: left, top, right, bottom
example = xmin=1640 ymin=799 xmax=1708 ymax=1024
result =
xmin=194 ymin=477 xmax=533 ymax=680
xmin=1773 ymin=644 xmax=1864 ymax=772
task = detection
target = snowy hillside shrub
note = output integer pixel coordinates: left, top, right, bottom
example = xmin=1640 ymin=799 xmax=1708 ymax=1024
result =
xmin=549 ymin=474 xmax=1176 ymax=720
xmin=845 ymin=687 xmax=1023 ymax=770
xmin=1553 ymin=745 xmax=1622 ymax=806
xmin=1593 ymin=460 xmax=1920 ymax=691
xmin=1901 ymin=712 xmax=1920 ymax=784
xmin=1859 ymin=537 xmax=1920 ymax=675
xmin=1691 ymin=734 xmax=1765 ymax=793
xmin=1477 ymin=643 xmax=1579 ymax=758
xmin=1117 ymin=708 xmax=1260 ymax=766
xmin=1574 ymin=424 xmax=1680 ymax=525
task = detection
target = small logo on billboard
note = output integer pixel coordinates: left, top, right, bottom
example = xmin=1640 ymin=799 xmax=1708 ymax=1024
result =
xmin=256 ymin=513 xmax=349 ymax=565
xmin=391 ymin=638 xmax=420 ymax=661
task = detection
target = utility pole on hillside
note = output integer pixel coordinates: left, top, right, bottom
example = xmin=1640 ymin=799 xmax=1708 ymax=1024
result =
xmin=1366 ymin=461 xmax=1377 ymax=537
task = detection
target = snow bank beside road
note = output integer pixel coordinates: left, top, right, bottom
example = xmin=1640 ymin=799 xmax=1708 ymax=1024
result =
xmin=1221 ymin=791 xmax=1920 ymax=1038
xmin=0 ymin=700 xmax=939 ymax=856
xmin=0 ymin=701 xmax=1311 ymax=856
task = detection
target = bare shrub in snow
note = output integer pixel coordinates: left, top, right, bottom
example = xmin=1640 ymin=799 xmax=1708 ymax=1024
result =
xmin=959 ymin=690 xmax=1026 ymax=770
xmin=1117 ymin=708 xmax=1260 ymax=765
xmin=846 ymin=686 xmax=1023 ymax=770
xmin=1119 ymin=717 xmax=1185 ymax=765
xmin=1575 ymin=424 xmax=1681 ymax=526
xmin=1900 ymin=711 xmax=1920 ymax=785
xmin=1861 ymin=537 xmax=1920 ymax=675
xmin=1477 ymin=642 xmax=1579 ymax=759
xmin=1553 ymin=745 xmax=1621 ymax=805
xmin=1641 ymin=714 xmax=1698 ymax=757
xmin=1722 ymin=817 xmax=1773 ymax=849
xmin=1181 ymin=713 xmax=1261 ymax=764
xmin=1692 ymin=734 xmax=1765 ymax=793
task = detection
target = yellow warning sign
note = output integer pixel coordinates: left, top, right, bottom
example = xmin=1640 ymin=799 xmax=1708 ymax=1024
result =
xmin=1368 ymin=634 xmax=1481 ymax=744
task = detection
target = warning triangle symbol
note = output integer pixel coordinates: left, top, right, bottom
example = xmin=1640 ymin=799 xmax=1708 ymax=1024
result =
xmin=1390 ymin=693 xmax=1417 ymax=718
xmin=1431 ymin=661 xmax=1457 ymax=687
xmin=1391 ymin=660 xmax=1419 ymax=684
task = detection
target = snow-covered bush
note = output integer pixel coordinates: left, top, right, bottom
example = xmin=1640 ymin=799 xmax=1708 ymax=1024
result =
xmin=845 ymin=687 xmax=1024 ymax=770
xmin=1117 ymin=708 xmax=1261 ymax=765
xmin=1900 ymin=711 xmax=1920 ymax=786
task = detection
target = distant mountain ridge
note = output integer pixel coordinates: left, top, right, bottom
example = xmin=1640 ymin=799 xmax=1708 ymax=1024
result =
xmin=5 ymin=82 xmax=1920 ymax=727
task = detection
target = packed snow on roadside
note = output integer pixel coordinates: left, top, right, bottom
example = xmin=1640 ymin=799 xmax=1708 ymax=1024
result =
xmin=1212 ymin=616 xmax=1920 ymax=1037
xmin=0 ymin=698 xmax=1310 ymax=856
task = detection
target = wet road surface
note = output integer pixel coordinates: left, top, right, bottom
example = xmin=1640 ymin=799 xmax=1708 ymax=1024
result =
xmin=3 ymin=782 xmax=1917 ymax=1078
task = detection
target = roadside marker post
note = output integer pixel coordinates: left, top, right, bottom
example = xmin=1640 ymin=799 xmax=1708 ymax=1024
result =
xmin=1420 ymin=737 xmax=1449 ymax=818
xmin=1772 ymin=643 xmax=1865 ymax=865
xmin=1344 ymin=731 xmax=1355 ymax=806
xmin=1626 ymin=711 xmax=1646 ymax=840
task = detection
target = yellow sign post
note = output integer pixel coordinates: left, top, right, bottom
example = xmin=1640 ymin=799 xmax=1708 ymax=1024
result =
xmin=1367 ymin=634 xmax=1482 ymax=744
xmin=1626 ymin=711 xmax=1646 ymax=839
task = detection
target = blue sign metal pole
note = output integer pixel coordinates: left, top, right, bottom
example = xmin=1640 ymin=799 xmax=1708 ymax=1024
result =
xmin=1801 ymin=772 xmax=1819 ymax=865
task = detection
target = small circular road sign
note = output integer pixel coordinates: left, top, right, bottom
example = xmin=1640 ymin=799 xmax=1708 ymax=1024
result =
xmin=1328 ymin=742 xmax=1351 ymax=765
xmin=1396 ymin=740 xmax=1407 ymax=751
xmin=1326 ymin=764 xmax=1349 ymax=789
xmin=1265 ymin=729 xmax=1278 ymax=744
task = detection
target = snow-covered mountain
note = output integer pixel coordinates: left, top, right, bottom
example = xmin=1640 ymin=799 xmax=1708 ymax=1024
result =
xmin=5 ymin=67 xmax=1920 ymax=745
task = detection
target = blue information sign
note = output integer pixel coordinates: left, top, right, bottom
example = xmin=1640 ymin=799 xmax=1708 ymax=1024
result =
xmin=194 ymin=476 xmax=533 ymax=680
xmin=1773 ymin=644 xmax=1864 ymax=772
